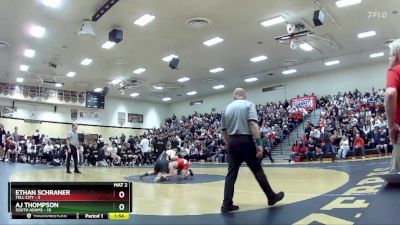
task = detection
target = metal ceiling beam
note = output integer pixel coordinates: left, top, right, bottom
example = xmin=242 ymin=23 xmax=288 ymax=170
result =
xmin=92 ymin=0 xmax=120 ymax=22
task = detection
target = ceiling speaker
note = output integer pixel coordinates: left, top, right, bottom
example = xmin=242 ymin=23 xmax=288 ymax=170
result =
xmin=109 ymin=29 xmax=123 ymax=43
xmin=169 ymin=58 xmax=179 ymax=70
xmin=102 ymin=86 xmax=109 ymax=96
xmin=313 ymin=10 xmax=325 ymax=27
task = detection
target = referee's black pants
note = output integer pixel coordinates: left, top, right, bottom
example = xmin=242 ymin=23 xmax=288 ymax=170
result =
xmin=66 ymin=145 xmax=79 ymax=172
xmin=223 ymin=135 xmax=275 ymax=206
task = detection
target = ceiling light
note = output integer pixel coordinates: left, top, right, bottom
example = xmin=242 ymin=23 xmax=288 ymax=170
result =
xmin=209 ymin=67 xmax=224 ymax=73
xmin=130 ymin=92 xmax=140 ymax=97
xmin=369 ymin=52 xmax=384 ymax=58
xmin=261 ymin=15 xmax=286 ymax=27
xmin=134 ymin=14 xmax=155 ymax=26
xmin=16 ymin=77 xmax=24 ymax=83
xmin=186 ymin=91 xmax=197 ymax=96
xmin=299 ymin=43 xmax=313 ymax=51
xmin=282 ymin=69 xmax=297 ymax=75
xmin=153 ymin=85 xmax=164 ymax=90
xmin=55 ymin=83 xmax=63 ymax=88
xmin=335 ymin=0 xmax=362 ymax=8
xmin=162 ymin=54 xmax=178 ymax=62
xmin=81 ymin=58 xmax=93 ymax=66
xmin=24 ymin=49 xmax=35 ymax=58
xmin=66 ymin=72 xmax=76 ymax=77
xmin=162 ymin=97 xmax=172 ymax=102
xmin=101 ymin=41 xmax=116 ymax=49
xmin=250 ymin=55 xmax=268 ymax=62
xmin=203 ymin=37 xmax=224 ymax=47
xmin=325 ymin=60 xmax=340 ymax=66
xmin=30 ymin=25 xmax=46 ymax=38
xmin=41 ymin=0 xmax=62 ymax=8
xmin=94 ymin=88 xmax=103 ymax=92
xmin=133 ymin=68 xmax=146 ymax=74
xmin=177 ymin=77 xmax=190 ymax=83
xmin=20 ymin=65 xmax=29 ymax=71
xmin=213 ymin=84 xmax=225 ymax=90
xmin=111 ymin=79 xmax=122 ymax=85
xmin=357 ymin=30 xmax=376 ymax=39
xmin=244 ymin=77 xmax=258 ymax=83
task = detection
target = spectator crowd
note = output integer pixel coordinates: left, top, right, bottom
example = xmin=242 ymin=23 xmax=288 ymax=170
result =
xmin=0 ymin=88 xmax=389 ymax=167
xmin=289 ymin=88 xmax=391 ymax=163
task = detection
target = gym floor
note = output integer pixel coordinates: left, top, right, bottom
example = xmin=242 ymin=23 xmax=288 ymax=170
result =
xmin=1 ymin=158 xmax=398 ymax=225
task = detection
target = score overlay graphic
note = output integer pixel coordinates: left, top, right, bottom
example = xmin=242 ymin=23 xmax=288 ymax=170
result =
xmin=8 ymin=182 xmax=132 ymax=220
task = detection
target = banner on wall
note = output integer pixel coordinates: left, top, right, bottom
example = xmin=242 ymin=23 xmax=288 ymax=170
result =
xmin=291 ymin=96 xmax=317 ymax=109
xmin=0 ymin=105 xmax=17 ymax=117
xmin=128 ymin=113 xmax=143 ymax=123
xmin=79 ymin=111 xmax=100 ymax=120
xmin=71 ymin=109 xmax=78 ymax=121
xmin=118 ymin=112 xmax=126 ymax=125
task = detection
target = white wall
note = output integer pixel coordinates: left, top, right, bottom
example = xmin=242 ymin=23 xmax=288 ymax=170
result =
xmin=0 ymin=96 xmax=168 ymax=129
xmin=168 ymin=62 xmax=387 ymax=117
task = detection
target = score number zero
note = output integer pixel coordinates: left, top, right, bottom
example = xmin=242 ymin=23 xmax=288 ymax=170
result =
xmin=114 ymin=182 xmax=129 ymax=211
xmin=118 ymin=191 xmax=125 ymax=211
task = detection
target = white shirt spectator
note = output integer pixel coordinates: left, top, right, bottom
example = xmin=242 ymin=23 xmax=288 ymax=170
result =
xmin=43 ymin=144 xmax=54 ymax=153
xmin=310 ymin=128 xmax=321 ymax=139
xmin=176 ymin=136 xmax=182 ymax=148
xmin=140 ymin=138 xmax=150 ymax=153
xmin=166 ymin=149 xmax=177 ymax=160
xmin=110 ymin=146 xmax=118 ymax=155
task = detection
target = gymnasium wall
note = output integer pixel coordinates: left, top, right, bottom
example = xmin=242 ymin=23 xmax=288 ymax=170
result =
xmin=168 ymin=62 xmax=387 ymax=117
xmin=0 ymin=96 xmax=168 ymax=139
xmin=0 ymin=118 xmax=145 ymax=140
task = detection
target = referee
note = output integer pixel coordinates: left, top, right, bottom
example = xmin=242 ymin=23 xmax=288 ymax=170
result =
xmin=66 ymin=123 xmax=81 ymax=174
xmin=220 ymin=88 xmax=284 ymax=213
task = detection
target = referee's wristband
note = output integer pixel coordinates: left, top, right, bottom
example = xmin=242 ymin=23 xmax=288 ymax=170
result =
xmin=255 ymin=138 xmax=262 ymax=147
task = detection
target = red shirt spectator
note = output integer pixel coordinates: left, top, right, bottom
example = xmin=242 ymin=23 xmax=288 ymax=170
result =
xmin=386 ymin=65 xmax=400 ymax=124
xmin=354 ymin=136 xmax=364 ymax=149
xmin=300 ymin=146 xmax=308 ymax=153
xmin=292 ymin=144 xmax=301 ymax=153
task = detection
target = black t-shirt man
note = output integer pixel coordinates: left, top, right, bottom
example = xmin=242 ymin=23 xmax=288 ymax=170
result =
xmin=0 ymin=129 xmax=6 ymax=147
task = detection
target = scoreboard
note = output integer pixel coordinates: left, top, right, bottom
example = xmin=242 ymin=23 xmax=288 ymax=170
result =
xmin=8 ymin=182 xmax=132 ymax=220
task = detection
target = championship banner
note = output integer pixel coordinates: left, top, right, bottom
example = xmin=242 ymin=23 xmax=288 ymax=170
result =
xmin=291 ymin=96 xmax=316 ymax=109
xmin=118 ymin=112 xmax=126 ymax=126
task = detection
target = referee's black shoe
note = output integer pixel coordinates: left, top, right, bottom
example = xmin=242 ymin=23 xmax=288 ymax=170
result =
xmin=74 ymin=170 xmax=82 ymax=174
xmin=66 ymin=170 xmax=71 ymax=174
xmin=221 ymin=204 xmax=239 ymax=213
xmin=268 ymin=192 xmax=285 ymax=206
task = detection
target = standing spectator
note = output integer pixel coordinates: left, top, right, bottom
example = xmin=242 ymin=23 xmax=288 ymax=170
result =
xmin=309 ymin=127 xmax=321 ymax=145
xmin=32 ymin=129 xmax=40 ymax=145
xmin=12 ymin=127 xmax=19 ymax=152
xmin=385 ymin=39 xmax=400 ymax=173
xmin=27 ymin=139 xmax=37 ymax=164
xmin=140 ymin=136 xmax=152 ymax=165
xmin=262 ymin=133 xmax=274 ymax=163
xmin=319 ymin=131 xmax=335 ymax=162
xmin=12 ymin=126 xmax=19 ymax=143
xmin=77 ymin=142 xmax=84 ymax=166
xmin=120 ymin=133 xmax=126 ymax=144
xmin=0 ymin=125 xmax=6 ymax=160
xmin=220 ymin=88 xmax=284 ymax=213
